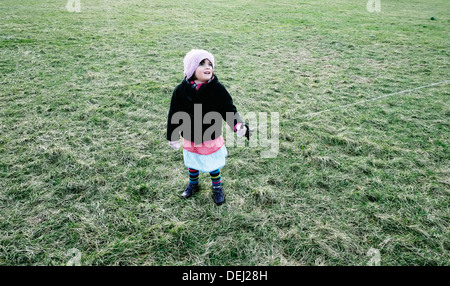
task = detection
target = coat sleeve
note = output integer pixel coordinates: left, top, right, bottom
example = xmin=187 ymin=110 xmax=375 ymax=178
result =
xmin=166 ymin=86 xmax=182 ymax=141
xmin=218 ymin=84 xmax=243 ymax=132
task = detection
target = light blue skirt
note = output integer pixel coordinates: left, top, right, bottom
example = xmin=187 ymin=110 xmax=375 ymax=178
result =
xmin=183 ymin=145 xmax=228 ymax=173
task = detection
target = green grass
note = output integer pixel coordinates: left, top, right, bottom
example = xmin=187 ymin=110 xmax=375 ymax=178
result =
xmin=0 ymin=0 xmax=449 ymax=265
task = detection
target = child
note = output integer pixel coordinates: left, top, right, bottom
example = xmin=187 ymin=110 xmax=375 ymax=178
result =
xmin=166 ymin=49 xmax=251 ymax=205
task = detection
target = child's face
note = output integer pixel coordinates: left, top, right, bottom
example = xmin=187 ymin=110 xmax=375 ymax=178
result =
xmin=194 ymin=59 xmax=213 ymax=83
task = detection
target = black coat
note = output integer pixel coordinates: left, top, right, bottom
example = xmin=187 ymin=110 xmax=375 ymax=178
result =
xmin=166 ymin=76 xmax=243 ymax=144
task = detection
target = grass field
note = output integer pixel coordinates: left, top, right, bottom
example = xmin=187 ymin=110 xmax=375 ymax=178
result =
xmin=0 ymin=0 xmax=449 ymax=266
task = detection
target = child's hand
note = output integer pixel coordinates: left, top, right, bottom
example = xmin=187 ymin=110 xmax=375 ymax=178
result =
xmin=236 ymin=123 xmax=253 ymax=140
xmin=236 ymin=124 xmax=247 ymax=138
xmin=169 ymin=140 xmax=181 ymax=150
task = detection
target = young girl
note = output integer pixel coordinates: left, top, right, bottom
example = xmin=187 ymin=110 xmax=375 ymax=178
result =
xmin=166 ymin=49 xmax=250 ymax=205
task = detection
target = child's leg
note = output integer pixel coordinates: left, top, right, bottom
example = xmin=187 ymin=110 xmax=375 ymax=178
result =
xmin=188 ymin=168 xmax=199 ymax=185
xmin=181 ymin=168 xmax=200 ymax=199
xmin=209 ymin=169 xmax=221 ymax=187
xmin=210 ymin=169 xmax=225 ymax=205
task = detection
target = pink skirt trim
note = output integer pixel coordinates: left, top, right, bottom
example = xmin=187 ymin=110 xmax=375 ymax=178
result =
xmin=183 ymin=136 xmax=225 ymax=155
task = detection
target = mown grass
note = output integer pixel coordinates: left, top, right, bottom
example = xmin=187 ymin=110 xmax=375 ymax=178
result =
xmin=0 ymin=0 xmax=449 ymax=265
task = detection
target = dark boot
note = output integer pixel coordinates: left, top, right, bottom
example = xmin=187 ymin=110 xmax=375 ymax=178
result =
xmin=212 ymin=185 xmax=226 ymax=205
xmin=180 ymin=183 xmax=199 ymax=199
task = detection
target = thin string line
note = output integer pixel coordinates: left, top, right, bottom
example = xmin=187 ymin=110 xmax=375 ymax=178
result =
xmin=285 ymin=79 xmax=450 ymax=121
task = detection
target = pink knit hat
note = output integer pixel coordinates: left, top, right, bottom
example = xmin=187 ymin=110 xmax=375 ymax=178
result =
xmin=183 ymin=49 xmax=215 ymax=80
